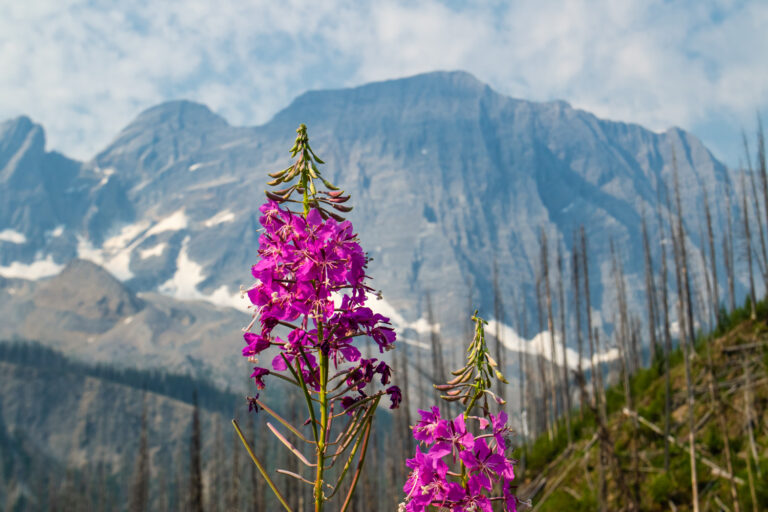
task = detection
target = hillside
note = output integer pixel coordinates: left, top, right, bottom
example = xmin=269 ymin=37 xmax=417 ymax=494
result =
xmin=0 ymin=341 xmax=265 ymax=511
xmin=515 ymin=303 xmax=768 ymax=511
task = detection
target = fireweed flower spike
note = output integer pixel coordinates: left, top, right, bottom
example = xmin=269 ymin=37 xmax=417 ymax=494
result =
xmin=400 ymin=311 xmax=522 ymax=512
xmin=232 ymin=124 xmax=400 ymax=512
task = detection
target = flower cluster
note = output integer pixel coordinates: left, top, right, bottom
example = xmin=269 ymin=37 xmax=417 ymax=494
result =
xmin=243 ymin=199 xmax=400 ymax=409
xmin=401 ymin=407 xmax=519 ymax=512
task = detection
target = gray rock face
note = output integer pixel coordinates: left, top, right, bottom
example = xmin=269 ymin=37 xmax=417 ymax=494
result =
xmin=0 ymin=71 xmax=735 ymax=376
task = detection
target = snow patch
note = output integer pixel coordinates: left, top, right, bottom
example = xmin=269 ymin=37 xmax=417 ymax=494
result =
xmin=186 ymin=176 xmax=238 ymax=191
xmin=158 ymin=237 xmax=245 ymax=310
xmin=102 ymin=221 xmax=151 ymax=252
xmin=82 ymin=210 xmax=187 ymax=276
xmin=78 ymin=236 xmax=134 ymax=281
xmin=146 ymin=209 xmax=187 ymax=237
xmin=208 ymin=285 xmax=246 ymax=309
xmin=139 ymin=243 xmax=166 ymax=259
xmin=188 ymin=161 xmax=219 ymax=172
xmin=203 ymin=210 xmax=235 ymax=228
xmin=485 ymin=319 xmax=619 ymax=369
xmin=123 ymin=316 xmax=134 ymax=325
xmin=97 ymin=167 xmax=116 ymax=187
xmin=50 ymin=225 xmax=64 ymax=238
xmin=0 ymin=229 xmax=26 ymax=244
xmin=0 ymin=255 xmax=64 ymax=279
xmin=366 ymin=293 xmax=434 ymax=334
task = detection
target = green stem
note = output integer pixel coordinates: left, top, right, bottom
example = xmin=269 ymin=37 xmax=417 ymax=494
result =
xmin=314 ymin=320 xmax=329 ymax=511
xmin=232 ymin=419 xmax=293 ymax=512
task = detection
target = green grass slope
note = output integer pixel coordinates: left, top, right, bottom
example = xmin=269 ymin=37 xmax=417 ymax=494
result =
xmin=514 ymin=302 xmax=768 ymax=511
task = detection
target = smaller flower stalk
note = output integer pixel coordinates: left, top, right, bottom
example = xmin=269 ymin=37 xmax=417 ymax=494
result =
xmin=400 ymin=311 xmax=521 ymax=512
xmin=234 ymin=124 xmax=400 ymax=512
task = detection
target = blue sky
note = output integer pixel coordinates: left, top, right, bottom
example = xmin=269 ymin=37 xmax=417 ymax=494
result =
xmin=1 ymin=0 xmax=766 ymax=167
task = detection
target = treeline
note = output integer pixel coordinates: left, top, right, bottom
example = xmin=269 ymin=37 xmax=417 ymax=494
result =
xmin=0 ymin=339 xmax=409 ymax=511
xmin=0 ymin=340 xmax=237 ymax=415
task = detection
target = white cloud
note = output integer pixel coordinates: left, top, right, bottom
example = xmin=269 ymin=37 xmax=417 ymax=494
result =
xmin=0 ymin=1 xmax=765 ymax=165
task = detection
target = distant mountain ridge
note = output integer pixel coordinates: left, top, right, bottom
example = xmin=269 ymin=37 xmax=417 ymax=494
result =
xmin=0 ymin=71 xmax=736 ymax=376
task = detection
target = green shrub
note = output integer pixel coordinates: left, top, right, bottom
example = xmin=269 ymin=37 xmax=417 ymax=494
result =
xmin=649 ymin=472 xmax=674 ymax=503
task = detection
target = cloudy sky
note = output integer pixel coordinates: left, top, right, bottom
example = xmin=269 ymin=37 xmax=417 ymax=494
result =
xmin=1 ymin=0 xmax=766 ymax=166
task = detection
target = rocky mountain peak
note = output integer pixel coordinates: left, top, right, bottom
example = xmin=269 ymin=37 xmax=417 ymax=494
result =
xmin=33 ymin=259 xmax=143 ymax=320
xmin=0 ymin=116 xmax=46 ymax=183
xmin=128 ymin=100 xmax=229 ymax=133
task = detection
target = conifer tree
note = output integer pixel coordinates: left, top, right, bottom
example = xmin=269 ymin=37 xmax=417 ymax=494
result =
xmin=189 ymin=391 xmax=204 ymax=512
xmin=129 ymin=398 xmax=149 ymax=512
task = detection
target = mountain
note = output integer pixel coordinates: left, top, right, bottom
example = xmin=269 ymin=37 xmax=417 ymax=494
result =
xmin=0 ymin=71 xmax=735 ymax=380
xmin=0 ymin=259 xmax=250 ymax=391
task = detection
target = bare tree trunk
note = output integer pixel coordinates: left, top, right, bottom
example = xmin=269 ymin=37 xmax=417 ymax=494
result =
xmin=741 ymin=171 xmax=758 ymax=320
xmin=513 ymin=291 xmax=527 ymax=475
xmin=758 ymin=115 xmax=768 ymax=274
xmin=611 ymin=245 xmax=640 ymax=511
xmin=397 ymin=334 xmax=412 ymax=454
xmin=129 ymin=399 xmax=150 ymax=512
xmin=742 ymin=356 xmax=760 ymax=512
xmin=414 ymin=331 xmax=426 ymax=411
xmin=228 ymin=421 xmax=240 ymax=511
xmin=746 ymin=141 xmax=768 ymax=285
xmin=535 ymin=272 xmax=551 ymax=439
xmin=208 ymin=421 xmax=224 ymax=512
xmin=587 ymin=321 xmax=605 ymax=512
xmin=595 ymin=328 xmax=630 ymax=508
xmin=642 ymin=215 xmax=659 ymax=365
xmin=493 ymin=261 xmax=507 ymax=406
xmin=670 ymin=161 xmax=700 ymax=512
xmin=581 ymin=227 xmax=607 ymax=511
xmin=703 ymin=187 xmax=720 ymax=323
xmin=572 ymin=234 xmax=588 ymax=419
xmin=656 ymin=196 xmax=674 ymax=472
xmin=426 ymin=293 xmax=447 ymax=411
xmin=725 ymin=175 xmax=738 ymax=312
xmin=698 ymin=221 xmax=715 ymax=332
xmin=189 ymin=391 xmax=204 ymax=512
xmin=580 ymin=227 xmax=597 ymax=405
xmin=703 ymin=328 xmax=740 ymax=511
xmin=556 ymin=241 xmax=573 ymax=446
xmin=541 ymin=229 xmax=561 ymax=439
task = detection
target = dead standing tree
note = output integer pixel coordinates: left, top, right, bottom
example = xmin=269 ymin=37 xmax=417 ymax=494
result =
xmin=535 ymin=272 xmax=551 ymax=439
xmin=493 ymin=261 xmax=507 ymax=407
xmin=540 ymin=229 xmax=561 ymax=440
xmin=702 ymin=187 xmax=720 ymax=323
xmin=655 ymin=192 xmax=674 ymax=472
xmin=740 ymin=171 xmax=759 ymax=320
xmin=724 ymin=174 xmax=738 ymax=313
xmin=670 ymin=160 xmax=700 ymax=512
xmin=642 ymin=215 xmax=659 ymax=365
xmin=556 ymin=242 xmax=573 ymax=447
xmin=610 ymin=242 xmax=640 ymax=511
xmin=572 ymin=233 xmax=588 ymax=419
